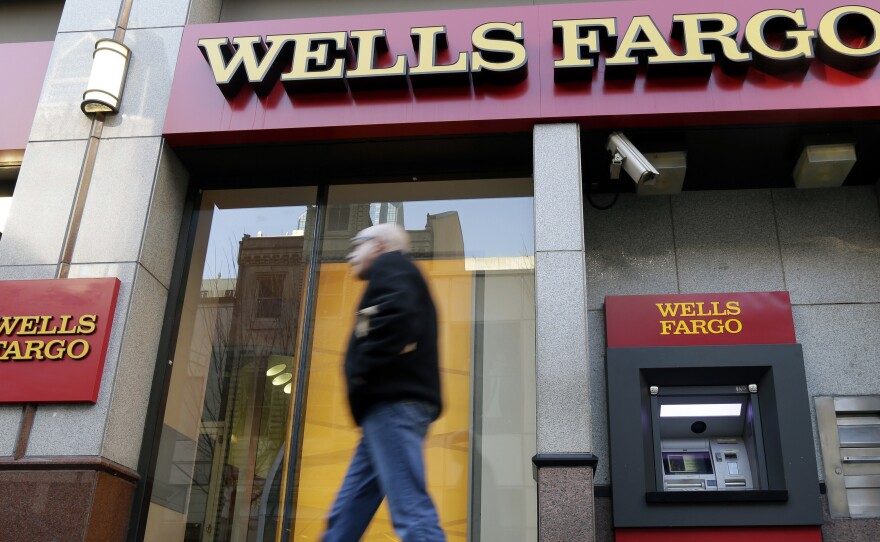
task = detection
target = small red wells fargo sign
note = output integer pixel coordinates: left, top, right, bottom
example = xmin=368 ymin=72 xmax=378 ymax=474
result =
xmin=0 ymin=278 xmax=121 ymax=403
xmin=605 ymin=291 xmax=796 ymax=348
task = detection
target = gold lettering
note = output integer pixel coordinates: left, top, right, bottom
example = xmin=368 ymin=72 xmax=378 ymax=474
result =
xmin=673 ymin=13 xmax=750 ymax=65
xmin=347 ymin=29 xmax=408 ymax=85
xmin=45 ymin=340 xmax=66 ymax=361
xmin=24 ymin=340 xmax=45 ymax=361
xmin=656 ymin=303 xmax=678 ymax=317
xmin=17 ymin=316 xmax=40 ymax=335
xmin=281 ymin=32 xmax=349 ymax=92
xmin=817 ymin=6 xmax=880 ymax=71
xmin=77 ymin=315 xmax=98 ymax=335
xmin=707 ymin=319 xmax=724 ymax=334
xmin=410 ymin=26 xmax=469 ymax=77
xmin=680 ymin=303 xmax=696 ymax=317
xmin=552 ymin=18 xmax=617 ymax=81
xmin=470 ymin=22 xmax=528 ymax=84
xmin=198 ymin=35 xmax=295 ymax=97
xmin=743 ymin=9 xmax=816 ymax=72
xmin=660 ymin=320 xmax=674 ymax=335
xmin=67 ymin=340 xmax=90 ymax=361
xmin=607 ymin=16 xmax=679 ymax=71
xmin=59 ymin=314 xmax=78 ymax=334
xmin=37 ymin=315 xmax=60 ymax=335
xmin=0 ymin=316 xmax=24 ymax=336
xmin=726 ymin=301 xmax=741 ymax=316
xmin=674 ymin=320 xmax=691 ymax=335
xmin=710 ymin=301 xmax=728 ymax=316
xmin=726 ymin=318 xmax=743 ymax=333
xmin=2 ymin=341 xmax=25 ymax=361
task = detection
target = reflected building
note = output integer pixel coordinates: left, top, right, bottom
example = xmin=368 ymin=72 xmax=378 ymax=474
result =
xmin=299 ymin=203 xmax=465 ymax=262
xmin=174 ymin=206 xmax=464 ymax=541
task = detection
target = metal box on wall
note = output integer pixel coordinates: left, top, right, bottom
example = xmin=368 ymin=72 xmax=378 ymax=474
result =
xmin=817 ymin=395 xmax=880 ymax=519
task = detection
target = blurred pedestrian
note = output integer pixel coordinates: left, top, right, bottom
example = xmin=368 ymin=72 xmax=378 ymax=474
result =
xmin=322 ymin=223 xmax=446 ymax=542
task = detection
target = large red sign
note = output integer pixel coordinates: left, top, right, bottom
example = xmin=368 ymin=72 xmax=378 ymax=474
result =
xmin=0 ymin=278 xmax=121 ymax=403
xmin=605 ymin=291 xmax=796 ymax=348
xmin=164 ymin=0 xmax=880 ymax=145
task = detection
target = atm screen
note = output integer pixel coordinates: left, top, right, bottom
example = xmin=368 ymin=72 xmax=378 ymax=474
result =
xmin=663 ymin=451 xmax=714 ymax=475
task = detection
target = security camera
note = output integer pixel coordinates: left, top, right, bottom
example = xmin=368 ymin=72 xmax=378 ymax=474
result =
xmin=606 ymin=131 xmax=659 ymax=186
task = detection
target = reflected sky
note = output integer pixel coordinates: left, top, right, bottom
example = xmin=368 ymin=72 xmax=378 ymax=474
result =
xmin=202 ymin=198 xmax=534 ymax=279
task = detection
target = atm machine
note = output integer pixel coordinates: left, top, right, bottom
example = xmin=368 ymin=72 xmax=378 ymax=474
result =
xmin=652 ymin=385 xmax=765 ymax=493
xmin=604 ymin=292 xmax=824 ymax=539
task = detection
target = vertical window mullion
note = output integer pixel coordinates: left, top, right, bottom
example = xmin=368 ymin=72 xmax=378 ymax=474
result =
xmin=280 ymin=183 xmax=330 ymax=542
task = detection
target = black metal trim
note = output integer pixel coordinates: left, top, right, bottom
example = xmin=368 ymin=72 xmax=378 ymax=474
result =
xmin=280 ymin=184 xmax=329 ymax=542
xmin=128 ymin=182 xmax=202 ymax=542
xmin=532 ymin=453 xmax=599 ymax=470
xmin=594 ymin=484 xmax=612 ymax=499
xmin=645 ymin=490 xmax=789 ymax=503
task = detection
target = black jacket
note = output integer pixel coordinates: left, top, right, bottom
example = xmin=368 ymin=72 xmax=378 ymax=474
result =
xmin=344 ymin=251 xmax=441 ymax=425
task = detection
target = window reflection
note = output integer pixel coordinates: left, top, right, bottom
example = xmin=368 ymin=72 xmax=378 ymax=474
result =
xmin=145 ymin=188 xmax=316 ymax=542
xmin=293 ymin=180 xmax=537 ymax=542
xmin=145 ymin=181 xmax=537 ymax=542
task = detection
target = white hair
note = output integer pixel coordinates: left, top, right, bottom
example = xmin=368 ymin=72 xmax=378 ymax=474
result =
xmin=359 ymin=223 xmax=411 ymax=254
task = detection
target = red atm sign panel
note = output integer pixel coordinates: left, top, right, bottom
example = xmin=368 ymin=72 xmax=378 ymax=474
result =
xmin=0 ymin=278 xmax=121 ymax=403
xmin=605 ymin=291 xmax=796 ymax=348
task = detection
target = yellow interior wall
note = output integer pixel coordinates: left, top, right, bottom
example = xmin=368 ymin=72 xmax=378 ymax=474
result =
xmin=293 ymin=260 xmax=472 ymax=540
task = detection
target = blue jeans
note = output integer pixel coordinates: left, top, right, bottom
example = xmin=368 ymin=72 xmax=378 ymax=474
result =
xmin=322 ymin=401 xmax=446 ymax=542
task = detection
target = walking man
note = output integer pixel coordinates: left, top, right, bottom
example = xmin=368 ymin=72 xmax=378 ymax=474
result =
xmin=322 ymin=223 xmax=446 ymax=542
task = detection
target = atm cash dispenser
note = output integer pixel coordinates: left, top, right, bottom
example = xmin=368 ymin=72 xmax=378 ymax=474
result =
xmin=651 ymin=385 xmax=766 ymax=492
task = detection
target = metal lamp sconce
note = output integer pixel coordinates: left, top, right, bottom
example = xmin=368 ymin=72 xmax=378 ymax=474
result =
xmin=81 ymin=39 xmax=132 ymax=115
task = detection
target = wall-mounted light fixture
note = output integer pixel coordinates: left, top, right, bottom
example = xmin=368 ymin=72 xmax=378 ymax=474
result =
xmin=792 ymin=143 xmax=857 ymax=189
xmin=0 ymin=149 xmax=24 ymax=183
xmin=637 ymin=151 xmax=687 ymax=196
xmin=81 ymin=39 xmax=131 ymax=115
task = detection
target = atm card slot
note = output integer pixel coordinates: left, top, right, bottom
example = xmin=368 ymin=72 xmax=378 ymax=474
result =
xmin=665 ymin=480 xmax=706 ymax=490
xmin=724 ymin=479 xmax=747 ymax=487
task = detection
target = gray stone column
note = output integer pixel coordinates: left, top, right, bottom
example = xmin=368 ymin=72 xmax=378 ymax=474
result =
xmin=0 ymin=0 xmax=191 ymax=538
xmin=532 ymin=123 xmax=595 ymax=541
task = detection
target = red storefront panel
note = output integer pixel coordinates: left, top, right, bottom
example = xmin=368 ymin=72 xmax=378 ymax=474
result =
xmin=164 ymin=0 xmax=880 ymax=145
xmin=0 ymin=278 xmax=121 ymax=403
xmin=605 ymin=291 xmax=796 ymax=348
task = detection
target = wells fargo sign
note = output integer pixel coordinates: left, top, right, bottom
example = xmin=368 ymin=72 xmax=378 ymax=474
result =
xmin=198 ymin=5 xmax=879 ymax=97
xmin=164 ymin=0 xmax=880 ymax=145
xmin=0 ymin=278 xmax=120 ymax=403
xmin=604 ymin=291 xmax=796 ymax=348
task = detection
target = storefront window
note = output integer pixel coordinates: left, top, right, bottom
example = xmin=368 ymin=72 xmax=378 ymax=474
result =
xmin=145 ymin=188 xmax=316 ymax=542
xmin=145 ymin=180 xmax=536 ymax=541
